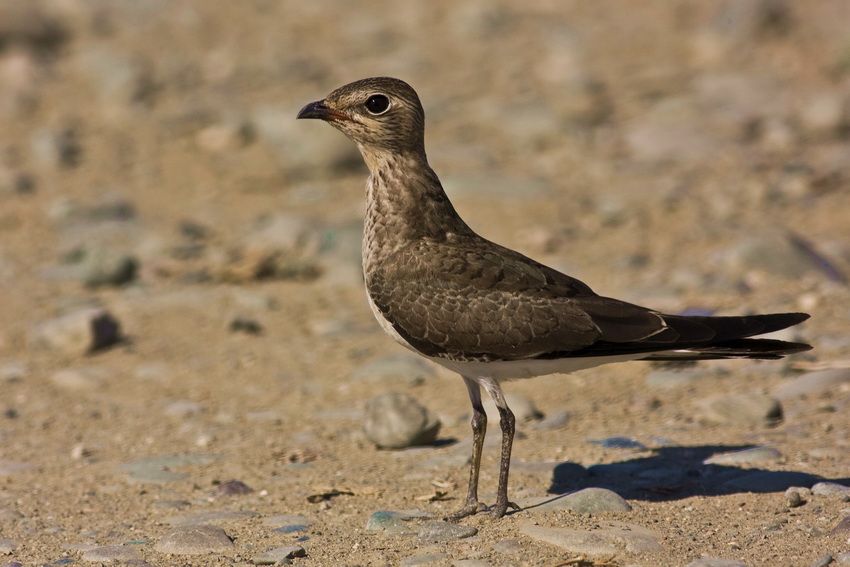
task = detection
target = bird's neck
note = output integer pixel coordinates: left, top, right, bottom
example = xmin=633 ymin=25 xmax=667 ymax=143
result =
xmin=361 ymin=147 xmax=471 ymax=266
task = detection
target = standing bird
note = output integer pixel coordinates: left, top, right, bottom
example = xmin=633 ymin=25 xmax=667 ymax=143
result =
xmin=296 ymin=77 xmax=811 ymax=520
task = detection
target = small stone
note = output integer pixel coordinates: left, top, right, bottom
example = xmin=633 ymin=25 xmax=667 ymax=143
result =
xmin=81 ymin=545 xmax=141 ymax=562
xmin=0 ymin=539 xmax=17 ymax=554
xmin=521 ymin=487 xmax=632 ymax=515
xmin=252 ymin=545 xmax=306 ymax=565
xmin=684 ymin=559 xmax=747 ymax=567
xmin=532 ymin=410 xmax=570 ymax=430
xmin=79 ymin=247 xmax=138 ymax=287
xmin=401 ymin=552 xmax=450 ymax=566
xmin=71 ymin=444 xmax=92 ymax=460
xmin=833 ymin=516 xmax=850 ymax=535
xmin=417 ymin=521 xmax=477 ymax=542
xmin=50 ymin=368 xmax=104 ymax=391
xmin=229 ymin=316 xmax=263 ymax=335
xmin=810 ymin=554 xmax=835 ymax=567
xmin=263 ymin=514 xmax=309 ymax=529
xmin=154 ymin=525 xmax=234 ymax=555
xmin=812 ymin=482 xmax=850 ymax=501
xmin=704 ymin=446 xmax=782 ymax=465
xmin=30 ymin=307 xmax=122 ymax=356
xmin=785 ymin=487 xmax=806 ymax=508
xmin=589 ymin=436 xmax=647 ymax=450
xmin=835 ymin=552 xmax=850 ymax=565
xmin=120 ymin=454 xmax=216 ymax=484
xmin=484 ymin=393 xmax=542 ymax=423
xmin=350 ymin=354 xmax=436 ymax=386
xmin=697 ymin=393 xmax=782 ymax=425
xmin=774 ymin=369 xmax=850 ymax=400
xmin=520 ymin=521 xmax=662 ymax=556
xmin=365 ymin=510 xmax=427 ymax=535
xmin=363 ymin=393 xmax=441 ymax=449
xmin=215 ymin=479 xmax=253 ymax=496
xmin=798 ymin=92 xmax=847 ymax=138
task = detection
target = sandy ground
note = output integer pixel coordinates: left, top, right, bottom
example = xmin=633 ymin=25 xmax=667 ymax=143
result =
xmin=1 ymin=1 xmax=850 ymax=566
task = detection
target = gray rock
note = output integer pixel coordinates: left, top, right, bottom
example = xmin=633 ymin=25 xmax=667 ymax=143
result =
xmin=521 ymin=487 xmax=632 ymax=515
xmin=417 ymin=521 xmax=477 ymax=543
xmin=253 ymin=545 xmax=306 ymax=565
xmin=155 ymin=524 xmax=234 ymax=555
xmin=29 ymin=307 xmax=122 ymax=356
xmin=684 ymin=559 xmax=747 ymax=567
xmin=785 ymin=487 xmax=806 ymax=508
xmin=697 ymin=393 xmax=782 ymax=426
xmin=774 ymin=369 xmax=850 ymax=400
xmin=363 ymin=393 xmax=441 ymax=449
xmin=704 ymin=446 xmax=782 ymax=465
xmin=520 ymin=521 xmax=662 ymax=556
xmin=401 ymin=552 xmax=449 ymax=566
xmin=483 ymin=393 xmax=542 ymax=423
xmin=833 ymin=516 xmax=850 ymax=535
xmin=365 ymin=510 xmax=429 ymax=535
xmin=78 ymin=247 xmax=138 ymax=287
xmin=0 ymin=538 xmax=17 ymax=554
xmin=81 ymin=545 xmax=142 ymax=562
xmin=835 ymin=552 xmax=850 ymax=565
xmin=810 ymin=554 xmax=835 ymax=567
xmin=812 ymin=482 xmax=850 ymax=501
xmin=351 ymin=354 xmax=436 ymax=386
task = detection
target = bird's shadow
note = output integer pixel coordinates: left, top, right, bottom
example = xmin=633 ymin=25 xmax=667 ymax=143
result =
xmin=543 ymin=444 xmax=849 ymax=501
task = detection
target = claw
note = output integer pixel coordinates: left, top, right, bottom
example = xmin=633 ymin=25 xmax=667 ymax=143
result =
xmin=445 ymin=500 xmax=488 ymax=521
xmin=489 ymin=500 xmax=521 ymax=519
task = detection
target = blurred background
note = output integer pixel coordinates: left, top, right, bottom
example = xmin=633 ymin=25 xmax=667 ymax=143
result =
xmin=1 ymin=0 xmax=849 ymax=564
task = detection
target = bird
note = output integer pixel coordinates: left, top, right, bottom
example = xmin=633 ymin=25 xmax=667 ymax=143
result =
xmin=296 ymin=77 xmax=812 ymax=520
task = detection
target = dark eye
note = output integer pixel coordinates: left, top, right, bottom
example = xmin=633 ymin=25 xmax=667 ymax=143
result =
xmin=364 ymin=94 xmax=390 ymax=115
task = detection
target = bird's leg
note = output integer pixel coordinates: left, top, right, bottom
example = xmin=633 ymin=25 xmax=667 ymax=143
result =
xmin=481 ymin=378 xmax=520 ymax=519
xmin=446 ymin=376 xmax=488 ymax=521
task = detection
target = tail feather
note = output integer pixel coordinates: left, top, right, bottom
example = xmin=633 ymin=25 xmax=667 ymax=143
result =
xmin=642 ymin=338 xmax=813 ymax=362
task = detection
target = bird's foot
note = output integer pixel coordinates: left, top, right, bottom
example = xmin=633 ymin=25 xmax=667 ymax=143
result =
xmin=489 ymin=499 xmax=521 ymax=519
xmin=444 ymin=500 xmax=488 ymax=521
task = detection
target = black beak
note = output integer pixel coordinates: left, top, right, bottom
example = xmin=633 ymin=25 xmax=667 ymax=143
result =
xmin=297 ymin=100 xmax=332 ymax=120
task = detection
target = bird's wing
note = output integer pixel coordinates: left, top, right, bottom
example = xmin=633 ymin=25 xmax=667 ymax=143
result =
xmin=367 ymin=239 xmax=673 ymax=361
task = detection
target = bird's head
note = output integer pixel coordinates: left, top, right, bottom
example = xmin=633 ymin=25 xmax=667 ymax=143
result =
xmin=297 ymin=77 xmax=425 ymax=158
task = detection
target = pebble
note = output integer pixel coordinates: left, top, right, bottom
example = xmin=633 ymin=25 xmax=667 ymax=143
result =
xmin=833 ymin=516 xmax=850 ymax=535
xmin=229 ymin=316 xmax=263 ymax=335
xmin=835 ymin=552 xmax=850 ymax=565
xmin=589 ymin=436 xmax=647 ymax=450
xmin=363 ymin=393 xmax=441 ymax=449
xmin=78 ymin=247 xmax=138 ymax=287
xmin=263 ymin=514 xmax=309 ymax=529
xmin=350 ymin=354 xmax=436 ymax=386
xmin=401 ymin=552 xmax=449 ymax=566
xmin=798 ymin=91 xmax=847 ymax=138
xmin=697 ymin=393 xmax=783 ymax=425
xmin=50 ymin=367 xmax=104 ymax=391
xmin=812 ymin=482 xmax=850 ymax=501
xmin=164 ymin=400 xmax=204 ymax=418
xmin=154 ymin=525 xmax=234 ymax=555
xmin=29 ymin=307 xmax=122 ymax=356
xmin=810 ymin=554 xmax=835 ymax=567
xmin=703 ymin=446 xmax=782 ymax=465
xmin=483 ymin=393 xmax=542 ymax=423
xmin=417 ymin=521 xmax=477 ymax=542
xmin=252 ymin=545 xmax=306 ymax=565
xmin=521 ymin=487 xmax=631 ymax=515
xmin=774 ymin=369 xmax=850 ymax=400
xmin=0 ymin=539 xmax=16 ymax=554
xmin=520 ymin=521 xmax=662 ymax=556
xmin=365 ymin=510 xmax=428 ymax=535
xmin=684 ymin=560 xmax=747 ymax=567
xmin=785 ymin=487 xmax=807 ymax=508
xmin=532 ymin=410 xmax=570 ymax=430
xmin=215 ymin=479 xmax=253 ymax=496
xmin=80 ymin=545 xmax=141 ymax=562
